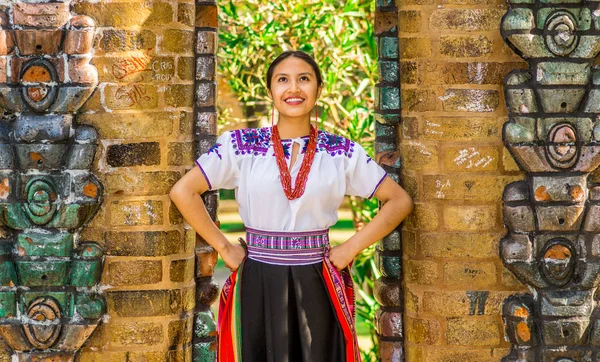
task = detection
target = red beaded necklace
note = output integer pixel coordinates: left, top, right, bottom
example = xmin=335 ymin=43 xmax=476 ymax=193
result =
xmin=271 ymin=124 xmax=318 ymax=200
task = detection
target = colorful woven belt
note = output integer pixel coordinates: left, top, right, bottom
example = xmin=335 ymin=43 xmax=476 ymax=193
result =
xmin=244 ymin=227 xmax=330 ymax=266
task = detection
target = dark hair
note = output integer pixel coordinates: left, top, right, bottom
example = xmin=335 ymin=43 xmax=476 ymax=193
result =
xmin=266 ymin=50 xmax=323 ymax=90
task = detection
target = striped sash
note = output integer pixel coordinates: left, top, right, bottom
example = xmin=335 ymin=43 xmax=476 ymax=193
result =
xmin=245 ymin=227 xmax=329 ymax=265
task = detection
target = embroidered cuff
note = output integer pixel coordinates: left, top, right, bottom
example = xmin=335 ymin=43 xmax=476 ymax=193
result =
xmin=195 ymin=160 xmax=213 ymax=191
xmin=368 ymin=173 xmax=388 ymax=199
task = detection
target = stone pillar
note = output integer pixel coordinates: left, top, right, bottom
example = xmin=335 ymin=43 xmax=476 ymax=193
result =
xmin=0 ymin=2 xmax=104 ymax=361
xmin=398 ymin=0 xmax=529 ymax=359
xmin=373 ymin=0 xmax=404 ymax=360
xmin=192 ymin=1 xmax=220 ymax=361
xmin=69 ymin=0 xmax=197 ymax=359
xmin=499 ymin=0 xmax=600 ymax=360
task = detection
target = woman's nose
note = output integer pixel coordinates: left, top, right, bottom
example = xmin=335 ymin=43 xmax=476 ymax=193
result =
xmin=288 ymin=80 xmax=300 ymax=91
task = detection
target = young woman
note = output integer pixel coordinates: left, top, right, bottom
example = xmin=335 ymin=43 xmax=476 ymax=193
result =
xmin=170 ymin=50 xmax=413 ymax=362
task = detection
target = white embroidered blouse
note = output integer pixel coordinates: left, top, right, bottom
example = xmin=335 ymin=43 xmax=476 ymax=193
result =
xmin=195 ymin=127 xmax=387 ymax=232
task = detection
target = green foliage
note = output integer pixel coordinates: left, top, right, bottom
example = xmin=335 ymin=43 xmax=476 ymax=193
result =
xmin=353 ymin=244 xmax=381 ymax=361
xmin=217 ymin=0 xmax=377 ymax=152
xmin=217 ymin=0 xmax=381 ymax=359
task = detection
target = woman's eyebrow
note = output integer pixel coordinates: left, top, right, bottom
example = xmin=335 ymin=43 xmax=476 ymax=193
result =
xmin=275 ymin=72 xmax=313 ymax=77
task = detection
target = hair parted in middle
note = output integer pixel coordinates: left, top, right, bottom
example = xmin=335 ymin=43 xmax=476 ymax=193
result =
xmin=266 ymin=50 xmax=324 ymax=90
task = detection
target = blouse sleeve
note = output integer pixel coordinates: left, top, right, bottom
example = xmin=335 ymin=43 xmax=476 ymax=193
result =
xmin=195 ymin=131 xmax=239 ymax=190
xmin=345 ymin=143 xmax=387 ymax=199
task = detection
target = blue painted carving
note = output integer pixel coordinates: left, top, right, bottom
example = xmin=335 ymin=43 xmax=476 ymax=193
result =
xmin=0 ymin=2 xmax=104 ymax=361
xmin=500 ymin=0 xmax=600 ymax=360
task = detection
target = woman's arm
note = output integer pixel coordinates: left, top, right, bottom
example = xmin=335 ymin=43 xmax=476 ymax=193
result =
xmin=169 ymin=167 xmax=246 ymax=271
xmin=328 ymin=176 xmax=414 ymax=269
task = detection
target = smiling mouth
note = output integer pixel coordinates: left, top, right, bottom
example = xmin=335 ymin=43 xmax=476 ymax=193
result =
xmin=285 ymin=97 xmax=305 ymax=104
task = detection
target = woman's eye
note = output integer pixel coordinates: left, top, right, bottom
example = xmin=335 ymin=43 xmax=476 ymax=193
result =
xmin=300 ymin=76 xmax=309 ymax=81
xmin=278 ymin=77 xmax=287 ymax=82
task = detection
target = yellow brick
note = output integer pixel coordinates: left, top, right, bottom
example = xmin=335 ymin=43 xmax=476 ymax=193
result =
xmin=422 ymin=291 xmax=513 ymax=316
xmin=420 ymin=232 xmax=501 ymax=258
xmin=423 ymin=348 xmax=509 ymax=362
xmin=406 ymin=203 xmax=439 ymax=231
xmin=399 ymin=11 xmax=422 ymax=33
xmin=503 ymin=147 xmax=522 ymax=172
xmin=405 ymin=260 xmax=439 ymax=285
xmin=406 ymin=345 xmax=425 ymax=362
xmin=104 ymin=84 xmax=159 ymax=111
xmin=419 ymin=116 xmax=503 ymax=141
xmin=108 ymin=321 xmax=164 ymax=346
xmin=72 ymin=2 xmax=173 ymax=27
xmin=109 ymin=200 xmax=164 ymax=226
xmin=402 ymin=89 xmax=438 ymax=112
xmin=406 ymin=316 xmax=441 ymax=344
xmin=107 ymin=260 xmax=162 ymax=286
xmin=422 ymin=175 xmax=524 ymax=202
xmin=429 ymin=9 xmax=503 ymax=32
xmin=443 ymin=146 xmax=499 ymax=172
xmin=400 ymin=38 xmax=432 ymax=59
xmin=440 ymin=35 xmax=493 ymax=58
xmin=446 ymin=318 xmax=502 ymax=346
xmin=401 ymin=141 xmax=438 ymax=171
xmin=444 ymin=205 xmax=497 ymax=231
xmin=443 ymin=261 xmax=497 ymax=288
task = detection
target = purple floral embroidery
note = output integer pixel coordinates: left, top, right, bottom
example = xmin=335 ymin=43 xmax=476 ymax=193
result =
xmin=281 ymin=142 xmax=292 ymax=158
xmin=278 ymin=138 xmax=309 ymax=159
xmin=367 ymin=156 xmax=373 ymax=163
xmin=207 ymin=142 xmax=222 ymax=160
xmin=229 ymin=128 xmax=355 ymax=159
xmin=317 ymin=131 xmax=355 ymax=158
xmin=231 ymin=127 xmax=271 ymax=156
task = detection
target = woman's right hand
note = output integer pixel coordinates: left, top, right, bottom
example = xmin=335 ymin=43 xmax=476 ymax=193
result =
xmin=220 ymin=242 xmax=246 ymax=272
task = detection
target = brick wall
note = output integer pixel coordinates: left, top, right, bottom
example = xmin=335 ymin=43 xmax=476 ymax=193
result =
xmin=67 ymin=1 xmax=196 ymax=359
xmin=398 ymin=0 xmax=530 ymax=359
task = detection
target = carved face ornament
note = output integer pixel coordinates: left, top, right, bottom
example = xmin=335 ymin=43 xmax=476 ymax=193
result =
xmin=540 ymin=240 xmax=576 ymax=287
xmin=547 ymin=123 xmax=579 ymax=169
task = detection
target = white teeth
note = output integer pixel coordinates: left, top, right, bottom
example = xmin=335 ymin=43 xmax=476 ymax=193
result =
xmin=285 ymin=98 xmax=304 ymax=103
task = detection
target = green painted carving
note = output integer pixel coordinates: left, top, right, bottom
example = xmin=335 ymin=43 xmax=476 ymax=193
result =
xmin=0 ymin=2 xmax=104 ymax=361
xmin=500 ymin=0 xmax=600 ymax=358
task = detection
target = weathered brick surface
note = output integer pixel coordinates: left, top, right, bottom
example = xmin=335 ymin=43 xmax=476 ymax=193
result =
xmin=440 ymin=35 xmax=493 ymax=57
xmin=443 ymin=205 xmax=497 ymax=231
xmin=108 ymin=321 xmax=164 ymax=346
xmin=105 ymin=230 xmax=184 ymax=256
xmin=106 ymin=142 xmax=161 ymax=167
xmin=109 ymin=200 xmax=164 ymax=226
xmin=168 ymin=316 xmax=194 ymax=346
xmin=430 ymin=10 xmax=503 ymax=31
xmin=101 ymin=171 xmax=181 ymax=196
xmin=72 ymin=0 xmax=197 ymax=356
xmin=443 ymin=261 xmax=497 ymax=288
xmin=79 ymin=112 xmax=175 ymax=139
xmin=406 ymin=317 xmax=441 ymax=344
xmin=400 ymin=0 xmax=527 ymax=358
xmin=170 ymin=258 xmax=195 ymax=283
xmin=160 ymin=29 xmax=193 ymax=54
xmin=107 ymin=290 xmax=186 ymax=317
xmin=108 ymin=260 xmax=163 ymax=286
xmin=446 ymin=318 xmax=502 ymax=346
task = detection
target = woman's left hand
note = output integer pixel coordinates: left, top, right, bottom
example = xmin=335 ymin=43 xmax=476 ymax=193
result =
xmin=329 ymin=243 xmax=358 ymax=270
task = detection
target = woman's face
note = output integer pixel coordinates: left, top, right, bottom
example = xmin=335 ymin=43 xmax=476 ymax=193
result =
xmin=268 ymin=56 xmax=322 ymax=121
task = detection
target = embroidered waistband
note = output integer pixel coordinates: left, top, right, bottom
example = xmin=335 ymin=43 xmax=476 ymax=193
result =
xmin=245 ymin=227 xmax=329 ymax=266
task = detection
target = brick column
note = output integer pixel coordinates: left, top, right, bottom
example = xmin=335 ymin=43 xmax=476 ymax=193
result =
xmin=398 ymin=0 xmax=529 ymax=359
xmin=71 ymin=0 xmax=197 ymax=359
xmin=373 ymin=0 xmax=404 ymax=360
xmin=192 ymin=0 xmax=220 ymax=361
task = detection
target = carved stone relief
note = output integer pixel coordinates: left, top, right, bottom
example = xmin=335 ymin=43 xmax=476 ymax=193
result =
xmin=0 ymin=1 xmax=103 ymax=361
xmin=500 ymin=0 xmax=600 ymax=360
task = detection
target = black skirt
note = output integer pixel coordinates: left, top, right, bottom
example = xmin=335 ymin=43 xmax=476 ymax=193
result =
xmin=240 ymin=258 xmax=346 ymax=362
